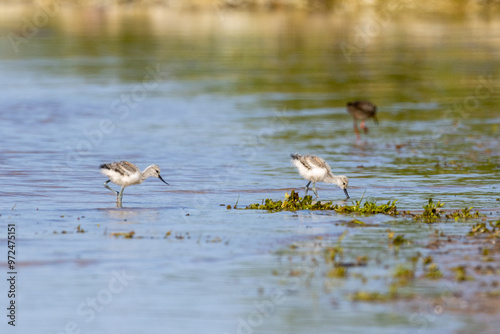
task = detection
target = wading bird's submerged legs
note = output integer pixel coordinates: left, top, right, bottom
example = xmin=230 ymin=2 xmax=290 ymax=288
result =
xmin=311 ymin=182 xmax=319 ymax=198
xmin=304 ymin=181 xmax=311 ymax=195
xmin=360 ymin=120 xmax=369 ymax=133
xmin=117 ymin=186 xmax=125 ymax=207
xmin=353 ymin=119 xmax=361 ymax=140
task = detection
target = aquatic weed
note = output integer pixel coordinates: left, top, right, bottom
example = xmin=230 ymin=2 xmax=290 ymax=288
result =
xmin=110 ymin=231 xmax=135 ymax=238
xmin=246 ymin=190 xmax=398 ymax=215
xmin=393 ymin=265 xmax=415 ymax=286
xmin=348 ymin=288 xmax=414 ymax=302
xmin=445 ymin=206 xmax=482 ymax=220
xmin=334 ymin=199 xmax=398 ymax=215
xmin=425 ymin=263 xmax=444 ymax=279
xmin=327 ymin=266 xmax=348 ymax=278
xmin=452 ymin=266 xmax=474 ymax=282
xmin=246 ymin=190 xmax=336 ymax=211
xmin=468 ymin=220 xmax=500 ymax=237
xmin=324 ymin=230 xmax=348 ymax=263
xmin=413 ymin=198 xmax=444 ymax=222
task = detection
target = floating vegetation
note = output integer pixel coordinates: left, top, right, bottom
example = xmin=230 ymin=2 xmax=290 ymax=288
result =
xmin=393 ymin=265 xmax=415 ymax=285
xmin=452 ymin=266 xmax=474 ymax=282
xmin=445 ymin=206 xmax=482 ymax=220
xmin=414 ymin=199 xmax=444 ymax=222
xmin=335 ymin=198 xmax=398 ymax=215
xmin=348 ymin=219 xmax=366 ymax=225
xmin=246 ymin=190 xmax=334 ymax=211
xmin=327 ymin=266 xmax=348 ymax=278
xmin=110 ymin=231 xmax=135 ymax=238
xmin=324 ymin=231 xmax=347 ymax=263
xmin=348 ymin=288 xmax=414 ymax=302
xmin=246 ymin=192 xmax=486 ymax=229
xmin=424 ymin=263 xmax=444 ymax=279
xmin=468 ymin=221 xmax=500 ymax=238
xmin=387 ymin=231 xmax=411 ymax=247
xmin=406 ymin=199 xmax=482 ymax=223
xmin=246 ymin=190 xmax=398 ymax=215
xmin=348 ymin=290 xmax=393 ymax=302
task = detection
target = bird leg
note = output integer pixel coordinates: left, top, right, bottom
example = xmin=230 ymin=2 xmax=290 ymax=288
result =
xmin=104 ymin=180 xmax=119 ymax=195
xmin=353 ymin=119 xmax=361 ymax=140
xmin=304 ymin=181 xmax=311 ymax=195
xmin=312 ymin=182 xmax=319 ymax=198
xmin=360 ymin=120 xmax=369 ymax=133
xmin=117 ymin=187 xmax=125 ymax=207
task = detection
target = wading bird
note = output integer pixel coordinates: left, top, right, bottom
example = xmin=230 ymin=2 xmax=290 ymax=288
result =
xmin=100 ymin=161 xmax=168 ymax=207
xmin=347 ymin=100 xmax=378 ymax=139
xmin=290 ymin=153 xmax=349 ymax=199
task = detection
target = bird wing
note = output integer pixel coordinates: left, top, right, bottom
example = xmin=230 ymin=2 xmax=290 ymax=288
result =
xmin=118 ymin=161 xmax=139 ymax=175
xmin=304 ymin=155 xmax=332 ymax=172
xmin=100 ymin=161 xmax=139 ymax=177
xmin=353 ymin=101 xmax=377 ymax=116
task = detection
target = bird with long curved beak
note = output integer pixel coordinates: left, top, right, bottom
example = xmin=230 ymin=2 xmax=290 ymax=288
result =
xmin=290 ymin=153 xmax=350 ymax=199
xmin=100 ymin=161 xmax=169 ymax=207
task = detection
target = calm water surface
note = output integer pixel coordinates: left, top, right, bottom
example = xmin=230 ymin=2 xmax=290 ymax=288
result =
xmin=0 ymin=7 xmax=499 ymax=334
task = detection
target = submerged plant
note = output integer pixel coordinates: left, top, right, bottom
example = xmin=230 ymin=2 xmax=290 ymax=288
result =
xmin=324 ymin=230 xmax=348 ymax=263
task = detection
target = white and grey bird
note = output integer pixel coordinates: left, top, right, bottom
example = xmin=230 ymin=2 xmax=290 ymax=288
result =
xmin=290 ymin=153 xmax=349 ymax=199
xmin=99 ymin=161 xmax=168 ymax=206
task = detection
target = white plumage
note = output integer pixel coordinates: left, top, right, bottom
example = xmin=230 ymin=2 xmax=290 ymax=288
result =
xmin=290 ymin=153 xmax=350 ymax=199
xmin=100 ymin=161 xmax=168 ymax=206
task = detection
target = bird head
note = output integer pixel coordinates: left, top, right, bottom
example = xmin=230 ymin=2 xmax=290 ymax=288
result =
xmin=336 ymin=175 xmax=350 ymax=199
xmin=147 ymin=164 xmax=169 ymax=185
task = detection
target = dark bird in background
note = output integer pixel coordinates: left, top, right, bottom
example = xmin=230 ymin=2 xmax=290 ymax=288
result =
xmin=346 ymin=101 xmax=378 ymax=139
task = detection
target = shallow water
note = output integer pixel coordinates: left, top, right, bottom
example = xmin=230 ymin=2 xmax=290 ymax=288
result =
xmin=1 ymin=6 xmax=500 ymax=334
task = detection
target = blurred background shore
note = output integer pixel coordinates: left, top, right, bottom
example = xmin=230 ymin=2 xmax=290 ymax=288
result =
xmin=0 ymin=0 xmax=499 ymax=12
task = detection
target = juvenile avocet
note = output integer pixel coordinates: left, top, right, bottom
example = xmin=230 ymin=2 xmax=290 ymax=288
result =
xmin=347 ymin=100 xmax=378 ymax=139
xmin=99 ymin=161 xmax=168 ymax=206
xmin=290 ymin=153 xmax=349 ymax=199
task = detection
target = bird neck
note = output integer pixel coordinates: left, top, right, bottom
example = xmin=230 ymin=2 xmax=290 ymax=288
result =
xmin=141 ymin=165 xmax=156 ymax=181
xmin=324 ymin=173 xmax=340 ymax=185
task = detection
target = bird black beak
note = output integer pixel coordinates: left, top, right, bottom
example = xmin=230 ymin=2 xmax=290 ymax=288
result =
xmin=344 ymin=188 xmax=350 ymax=199
xmin=158 ymin=174 xmax=169 ymax=185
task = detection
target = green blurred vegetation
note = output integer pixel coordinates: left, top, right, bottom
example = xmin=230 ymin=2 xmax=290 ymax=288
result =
xmin=1 ymin=0 xmax=500 ymax=12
